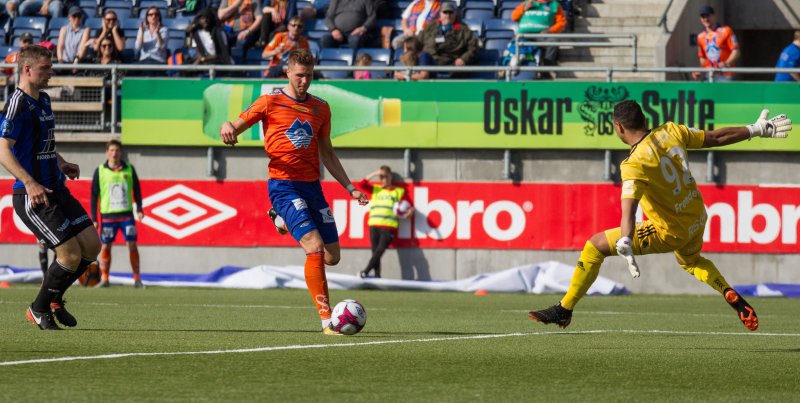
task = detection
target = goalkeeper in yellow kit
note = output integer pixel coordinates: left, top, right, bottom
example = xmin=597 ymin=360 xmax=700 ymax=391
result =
xmin=529 ymin=101 xmax=792 ymax=331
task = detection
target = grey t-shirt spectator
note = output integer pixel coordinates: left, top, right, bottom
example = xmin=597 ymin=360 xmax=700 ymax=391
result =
xmin=61 ymin=26 xmax=86 ymax=63
xmin=325 ymin=0 xmax=376 ymax=34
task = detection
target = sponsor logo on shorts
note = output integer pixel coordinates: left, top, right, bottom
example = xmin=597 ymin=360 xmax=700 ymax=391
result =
xmin=56 ymin=219 xmax=70 ymax=232
xmin=292 ymin=198 xmax=308 ymax=211
xmin=72 ymin=215 xmax=90 ymax=226
xmin=1 ymin=120 xmax=13 ymax=135
xmin=320 ymin=207 xmax=334 ymax=223
xmin=300 ymin=221 xmax=310 ymax=228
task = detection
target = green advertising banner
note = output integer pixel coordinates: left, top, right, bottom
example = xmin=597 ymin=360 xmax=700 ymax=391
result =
xmin=121 ymin=79 xmax=800 ymax=151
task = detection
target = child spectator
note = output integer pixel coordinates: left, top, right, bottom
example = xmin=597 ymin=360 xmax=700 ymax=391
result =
xmin=354 ymin=52 xmax=372 ymax=79
xmin=394 ymin=36 xmax=432 ymax=80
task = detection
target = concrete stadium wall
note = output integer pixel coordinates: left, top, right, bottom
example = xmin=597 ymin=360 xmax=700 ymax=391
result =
xmin=3 ymin=143 xmax=800 ymax=294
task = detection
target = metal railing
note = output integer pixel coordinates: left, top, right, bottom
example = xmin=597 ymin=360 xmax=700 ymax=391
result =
xmin=514 ymin=33 xmax=639 ymax=68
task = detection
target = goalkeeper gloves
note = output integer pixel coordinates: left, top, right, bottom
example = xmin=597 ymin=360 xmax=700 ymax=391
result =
xmin=746 ymin=109 xmax=792 ymax=139
xmin=615 ymin=236 xmax=640 ymax=278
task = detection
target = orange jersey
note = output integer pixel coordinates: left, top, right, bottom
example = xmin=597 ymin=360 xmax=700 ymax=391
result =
xmin=239 ymin=89 xmax=331 ymax=181
xmin=697 ymin=25 xmax=738 ymax=70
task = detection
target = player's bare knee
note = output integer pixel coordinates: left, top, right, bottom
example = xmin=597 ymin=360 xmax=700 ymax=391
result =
xmin=589 ymin=232 xmax=612 ymax=256
xmin=325 ymin=253 xmax=340 ymax=266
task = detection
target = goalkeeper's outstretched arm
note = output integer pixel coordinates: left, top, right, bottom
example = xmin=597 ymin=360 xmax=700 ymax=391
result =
xmin=703 ymin=109 xmax=792 ymax=148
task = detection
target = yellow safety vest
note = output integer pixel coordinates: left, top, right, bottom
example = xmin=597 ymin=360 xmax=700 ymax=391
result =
xmin=368 ymin=185 xmax=405 ymax=229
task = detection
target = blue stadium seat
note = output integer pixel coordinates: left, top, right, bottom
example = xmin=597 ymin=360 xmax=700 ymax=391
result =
xmin=125 ymin=37 xmax=137 ymax=50
xmin=12 ymin=17 xmax=47 ymax=35
xmin=85 ymin=18 xmax=105 ymax=31
xmin=484 ymin=38 xmax=510 ymax=53
xmin=11 ymin=28 xmax=42 ymax=38
xmin=483 ymin=18 xmax=517 ymax=39
xmin=462 ymin=0 xmax=494 ymax=10
xmin=104 ymin=6 xmax=134 ymax=18
xmin=139 ymin=0 xmax=168 ymax=10
xmin=163 ymin=17 xmax=191 ymax=31
xmin=46 ymin=28 xmax=62 ymax=41
xmin=0 ymin=46 xmax=19 ymax=59
xmin=375 ymin=18 xmax=402 ymax=31
xmin=306 ymin=30 xmax=327 ymax=41
xmin=462 ymin=19 xmax=483 ymax=38
xmin=463 ymin=8 xmax=494 ymax=21
xmin=123 ymin=28 xmax=140 ymax=38
xmin=79 ymin=0 xmax=97 ymax=8
xmin=244 ymin=47 xmax=262 ymax=64
xmin=319 ymin=47 xmax=353 ymax=65
xmin=468 ymin=48 xmax=499 ymax=79
xmin=167 ymin=37 xmax=185 ymax=53
xmin=318 ymin=59 xmax=349 ymax=79
xmin=308 ymin=19 xmax=328 ymax=31
xmin=308 ymin=39 xmax=320 ymax=60
xmin=48 ymin=17 xmax=69 ymax=31
xmin=356 ymin=47 xmax=390 ymax=64
xmin=168 ymin=29 xmax=186 ymax=40
xmin=119 ymin=17 xmax=140 ymax=30
xmin=0 ymin=30 xmax=6 ymax=46
xmin=498 ymin=7 xmax=516 ymax=20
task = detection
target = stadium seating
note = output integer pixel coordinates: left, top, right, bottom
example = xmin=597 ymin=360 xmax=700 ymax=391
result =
xmin=163 ymin=17 xmax=191 ymax=31
xmin=0 ymin=46 xmax=18 ymax=59
xmin=463 ymin=8 xmax=494 ymax=21
xmin=12 ymin=16 xmax=47 ymax=36
xmin=318 ymin=59 xmax=349 ymax=79
xmin=319 ymin=47 xmax=353 ymax=65
xmin=356 ymin=47 xmax=390 ymax=65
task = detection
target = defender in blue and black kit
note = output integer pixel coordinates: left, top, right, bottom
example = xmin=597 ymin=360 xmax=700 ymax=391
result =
xmin=0 ymin=45 xmax=101 ymax=330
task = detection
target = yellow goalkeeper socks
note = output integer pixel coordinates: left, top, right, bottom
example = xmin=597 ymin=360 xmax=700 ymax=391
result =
xmin=561 ymin=241 xmax=606 ymax=310
xmin=680 ymin=257 xmax=731 ymax=294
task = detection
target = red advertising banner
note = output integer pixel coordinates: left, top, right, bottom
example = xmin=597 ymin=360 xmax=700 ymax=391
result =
xmin=1 ymin=179 xmax=799 ymax=253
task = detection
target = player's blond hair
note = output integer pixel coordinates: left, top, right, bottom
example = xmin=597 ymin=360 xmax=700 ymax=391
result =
xmin=18 ymin=45 xmax=51 ymax=71
xmin=287 ymin=49 xmax=315 ymax=68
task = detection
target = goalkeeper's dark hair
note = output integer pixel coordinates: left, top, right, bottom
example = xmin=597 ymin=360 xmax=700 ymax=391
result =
xmin=287 ymin=49 xmax=315 ymax=68
xmin=614 ymin=100 xmax=647 ymax=131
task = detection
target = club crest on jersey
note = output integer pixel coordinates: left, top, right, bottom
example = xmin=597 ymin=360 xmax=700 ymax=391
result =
xmin=284 ymin=118 xmax=314 ymax=149
xmin=1 ymin=120 xmax=12 ymax=135
xmin=578 ymin=85 xmax=629 ymax=136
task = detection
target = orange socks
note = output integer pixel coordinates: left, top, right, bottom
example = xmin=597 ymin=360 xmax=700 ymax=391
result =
xmin=99 ymin=247 xmax=111 ymax=281
xmin=304 ymin=251 xmax=331 ymax=328
xmin=130 ymin=248 xmax=140 ymax=282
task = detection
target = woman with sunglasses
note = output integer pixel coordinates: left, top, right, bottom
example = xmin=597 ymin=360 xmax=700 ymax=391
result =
xmin=93 ymin=10 xmax=125 ymax=54
xmin=136 ymin=6 xmax=169 ymax=64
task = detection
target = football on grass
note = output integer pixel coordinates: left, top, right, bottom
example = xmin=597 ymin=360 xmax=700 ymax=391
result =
xmin=330 ymin=299 xmax=367 ymax=335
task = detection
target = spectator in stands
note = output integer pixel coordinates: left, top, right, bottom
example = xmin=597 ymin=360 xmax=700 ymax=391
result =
xmin=189 ymin=7 xmax=233 ymax=65
xmin=93 ymin=10 xmax=126 ymax=54
xmin=94 ymin=36 xmax=121 ymax=65
xmin=394 ymin=36 xmax=433 ymax=80
xmin=510 ymin=0 xmax=566 ymax=75
xmin=176 ymin=0 xmax=210 ymax=17
xmin=417 ymin=2 xmax=478 ymax=72
xmin=692 ymin=5 xmax=739 ymax=81
xmin=262 ymin=15 xmax=307 ymax=77
xmin=392 ymin=0 xmax=440 ymax=50
xmin=218 ymin=0 xmax=263 ymax=50
xmin=353 ymin=52 xmax=372 ymax=79
xmin=4 ymin=32 xmax=34 ymax=76
xmin=57 ymin=6 xmax=91 ymax=65
xmin=321 ymin=0 xmax=376 ymax=51
xmin=255 ymin=0 xmax=298 ymax=47
xmin=136 ymin=6 xmax=169 ymax=64
xmin=11 ymin=0 xmax=61 ymax=17
xmin=775 ymin=30 xmax=800 ymax=82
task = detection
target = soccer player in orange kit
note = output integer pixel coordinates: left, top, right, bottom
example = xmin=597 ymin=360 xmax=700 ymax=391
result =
xmin=219 ymin=49 xmax=368 ymax=335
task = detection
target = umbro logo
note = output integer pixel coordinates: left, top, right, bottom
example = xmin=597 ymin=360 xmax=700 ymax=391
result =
xmin=140 ymin=185 xmax=237 ymax=239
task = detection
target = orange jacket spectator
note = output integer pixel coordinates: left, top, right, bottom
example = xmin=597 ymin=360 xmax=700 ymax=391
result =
xmin=511 ymin=0 xmax=566 ymax=34
xmin=694 ymin=5 xmax=739 ymax=79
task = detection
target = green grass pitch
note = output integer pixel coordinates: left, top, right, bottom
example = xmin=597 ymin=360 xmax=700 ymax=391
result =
xmin=1 ymin=285 xmax=799 ymax=401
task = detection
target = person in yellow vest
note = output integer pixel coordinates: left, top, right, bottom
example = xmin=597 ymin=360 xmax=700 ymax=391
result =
xmin=357 ymin=166 xmax=414 ymax=278
xmin=90 ymin=140 xmax=145 ymax=288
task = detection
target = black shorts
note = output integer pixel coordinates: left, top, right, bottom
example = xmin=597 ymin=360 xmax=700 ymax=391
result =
xmin=12 ymin=187 xmax=94 ymax=249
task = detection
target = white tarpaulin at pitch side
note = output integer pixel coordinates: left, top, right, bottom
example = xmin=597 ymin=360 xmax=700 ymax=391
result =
xmin=2 ymin=260 xmax=628 ymax=294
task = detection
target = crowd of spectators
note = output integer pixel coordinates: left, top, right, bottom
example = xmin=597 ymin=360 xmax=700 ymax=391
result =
xmin=0 ymin=1 xmax=797 ymax=81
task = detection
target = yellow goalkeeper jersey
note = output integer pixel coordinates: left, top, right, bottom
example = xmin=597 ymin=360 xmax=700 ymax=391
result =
xmin=620 ymin=122 xmax=707 ymax=239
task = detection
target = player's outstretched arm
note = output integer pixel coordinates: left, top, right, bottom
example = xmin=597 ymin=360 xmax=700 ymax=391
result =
xmin=703 ymin=109 xmax=792 ymax=148
xmin=318 ymin=135 xmax=369 ymax=206
xmin=219 ymin=118 xmax=249 ymax=146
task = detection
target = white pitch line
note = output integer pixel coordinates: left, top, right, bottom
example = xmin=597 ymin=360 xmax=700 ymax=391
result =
xmin=3 ymin=329 xmax=800 ymax=367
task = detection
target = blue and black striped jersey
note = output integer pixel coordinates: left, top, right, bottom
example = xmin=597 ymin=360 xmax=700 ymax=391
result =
xmin=0 ymin=88 xmax=64 ymax=192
